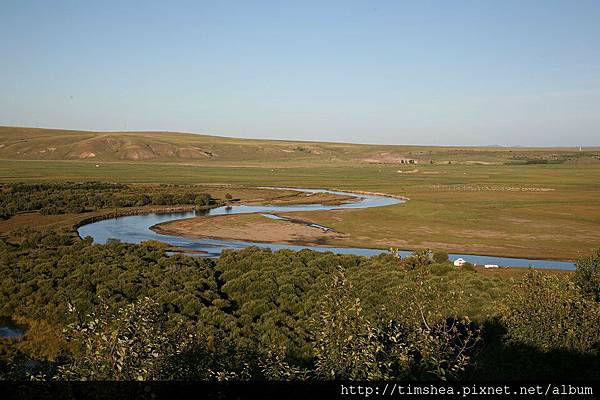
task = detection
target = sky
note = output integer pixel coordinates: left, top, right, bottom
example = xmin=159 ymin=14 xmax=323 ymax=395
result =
xmin=1 ymin=0 xmax=599 ymax=146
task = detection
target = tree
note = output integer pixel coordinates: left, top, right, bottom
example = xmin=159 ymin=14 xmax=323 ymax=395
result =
xmin=461 ymin=262 xmax=476 ymax=272
xmin=433 ymin=251 xmax=449 ymax=264
xmin=56 ymin=298 xmax=194 ymax=380
xmin=397 ymin=249 xmax=432 ymax=270
xmin=499 ymin=271 xmax=600 ymax=352
xmin=392 ymin=268 xmax=481 ymax=380
xmin=258 ymin=345 xmax=308 ymax=380
xmin=194 ymin=193 xmax=212 ymax=207
xmin=313 ymin=267 xmax=382 ymax=380
xmin=574 ymin=249 xmax=600 ymax=302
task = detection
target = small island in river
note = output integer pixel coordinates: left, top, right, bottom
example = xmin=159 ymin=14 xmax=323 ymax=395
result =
xmin=151 ymin=213 xmax=347 ymax=246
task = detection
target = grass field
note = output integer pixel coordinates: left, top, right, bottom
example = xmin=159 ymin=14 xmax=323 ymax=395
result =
xmin=1 ymin=127 xmax=600 ymax=260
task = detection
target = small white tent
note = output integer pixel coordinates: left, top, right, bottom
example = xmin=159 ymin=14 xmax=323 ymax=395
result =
xmin=453 ymin=258 xmax=466 ymax=267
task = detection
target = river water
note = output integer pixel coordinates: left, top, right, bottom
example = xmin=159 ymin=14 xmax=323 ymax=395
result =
xmin=0 ymin=317 xmax=25 ymax=339
xmin=77 ymin=187 xmax=575 ymax=270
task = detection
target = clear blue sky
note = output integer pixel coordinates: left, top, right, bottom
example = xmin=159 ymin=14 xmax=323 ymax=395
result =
xmin=1 ymin=0 xmax=599 ymax=145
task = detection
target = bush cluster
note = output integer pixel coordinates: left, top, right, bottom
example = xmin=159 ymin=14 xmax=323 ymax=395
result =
xmin=0 ymin=182 xmax=214 ymax=219
xmin=0 ymin=233 xmax=598 ymax=380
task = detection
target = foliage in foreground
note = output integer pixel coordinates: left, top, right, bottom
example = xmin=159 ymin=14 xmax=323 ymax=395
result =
xmin=54 ymin=268 xmax=480 ymax=381
xmin=317 ymin=267 xmax=480 ymax=380
xmin=574 ymin=249 xmax=600 ymax=302
xmin=0 ymin=232 xmax=599 ymax=381
xmin=56 ymin=299 xmax=194 ymax=380
xmin=500 ymin=271 xmax=600 ymax=353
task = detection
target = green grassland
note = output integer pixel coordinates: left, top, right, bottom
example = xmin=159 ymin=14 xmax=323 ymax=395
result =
xmin=1 ymin=127 xmax=600 ymax=260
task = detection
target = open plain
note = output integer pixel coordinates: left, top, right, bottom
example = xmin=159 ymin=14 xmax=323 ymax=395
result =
xmin=1 ymin=127 xmax=599 ymax=260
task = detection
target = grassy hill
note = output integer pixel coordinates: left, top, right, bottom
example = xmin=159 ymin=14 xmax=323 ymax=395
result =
xmin=1 ymin=126 xmax=598 ymax=166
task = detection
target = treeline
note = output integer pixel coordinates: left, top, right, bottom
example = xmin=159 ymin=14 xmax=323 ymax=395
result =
xmin=0 ymin=182 xmax=215 ymax=219
xmin=0 ymin=231 xmax=599 ymax=381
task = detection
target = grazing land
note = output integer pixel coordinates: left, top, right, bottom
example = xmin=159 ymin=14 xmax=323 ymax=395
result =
xmin=1 ymin=127 xmax=600 ymax=260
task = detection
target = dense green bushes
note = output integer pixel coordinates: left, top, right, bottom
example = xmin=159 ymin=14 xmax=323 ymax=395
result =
xmin=574 ymin=249 xmax=600 ymax=302
xmin=499 ymin=271 xmax=600 ymax=353
xmin=498 ymin=248 xmax=600 ymax=355
xmin=0 ymin=233 xmax=598 ymax=381
xmin=312 ymin=267 xmax=480 ymax=381
xmin=0 ymin=182 xmax=215 ymax=219
xmin=56 ymin=298 xmax=193 ymax=380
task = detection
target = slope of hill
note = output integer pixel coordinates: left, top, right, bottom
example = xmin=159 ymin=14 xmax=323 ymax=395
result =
xmin=0 ymin=126 xmax=401 ymax=165
xmin=0 ymin=126 xmax=597 ymax=166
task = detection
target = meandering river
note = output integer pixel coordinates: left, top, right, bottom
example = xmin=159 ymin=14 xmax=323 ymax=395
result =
xmin=77 ymin=187 xmax=575 ymax=270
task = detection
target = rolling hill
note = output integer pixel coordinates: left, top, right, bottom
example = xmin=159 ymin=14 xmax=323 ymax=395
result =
xmin=0 ymin=126 xmax=597 ymax=166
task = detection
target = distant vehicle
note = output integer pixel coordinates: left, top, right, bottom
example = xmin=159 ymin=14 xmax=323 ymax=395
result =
xmin=484 ymin=264 xmax=499 ymax=269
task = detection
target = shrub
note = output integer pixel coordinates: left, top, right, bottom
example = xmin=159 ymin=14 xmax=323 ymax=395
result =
xmin=430 ymin=263 xmax=453 ymax=275
xmin=313 ymin=267 xmax=382 ymax=380
xmin=433 ymin=251 xmax=449 ymax=264
xmin=57 ymin=298 xmax=194 ymax=380
xmin=574 ymin=249 xmax=600 ymax=302
xmin=461 ymin=262 xmax=476 ymax=272
xmin=396 ymin=249 xmax=432 ymax=270
xmin=389 ymin=268 xmax=481 ymax=379
xmin=499 ymin=271 xmax=600 ymax=353
xmin=314 ymin=267 xmax=480 ymax=381
xmin=0 ymin=182 xmax=214 ymax=217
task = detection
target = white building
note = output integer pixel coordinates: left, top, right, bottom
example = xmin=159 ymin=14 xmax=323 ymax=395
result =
xmin=484 ymin=264 xmax=499 ymax=269
xmin=453 ymin=258 xmax=467 ymax=267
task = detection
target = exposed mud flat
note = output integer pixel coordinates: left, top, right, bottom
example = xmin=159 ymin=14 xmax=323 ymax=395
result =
xmin=152 ymin=213 xmax=347 ymax=246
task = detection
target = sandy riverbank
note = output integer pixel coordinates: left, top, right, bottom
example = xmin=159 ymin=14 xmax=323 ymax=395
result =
xmin=151 ymin=213 xmax=347 ymax=246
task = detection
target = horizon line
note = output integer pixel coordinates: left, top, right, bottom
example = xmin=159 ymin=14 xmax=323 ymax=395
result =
xmin=1 ymin=124 xmax=598 ymax=149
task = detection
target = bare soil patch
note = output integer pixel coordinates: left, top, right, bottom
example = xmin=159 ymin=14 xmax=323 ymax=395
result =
xmin=152 ymin=213 xmax=347 ymax=246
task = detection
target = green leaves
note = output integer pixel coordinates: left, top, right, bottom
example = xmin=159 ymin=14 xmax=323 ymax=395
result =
xmin=574 ymin=248 xmax=600 ymax=302
xmin=312 ymin=267 xmax=479 ymax=381
xmin=8 ymin=233 xmax=597 ymax=382
xmin=313 ymin=267 xmax=382 ymax=380
xmin=57 ymin=297 xmax=195 ymax=381
xmin=499 ymin=271 xmax=600 ymax=353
